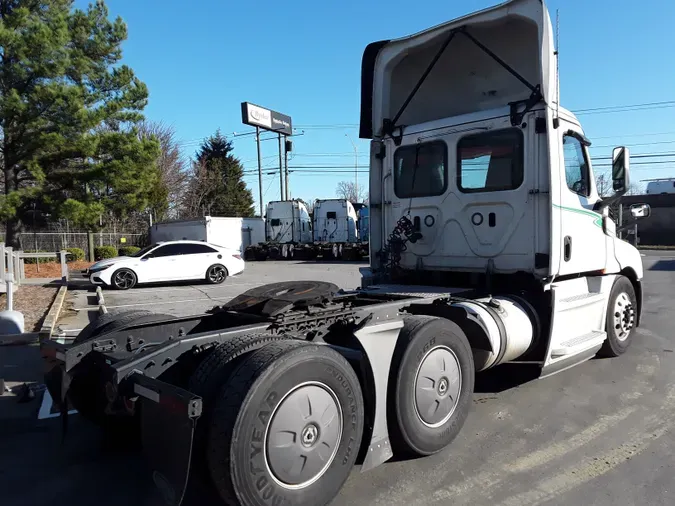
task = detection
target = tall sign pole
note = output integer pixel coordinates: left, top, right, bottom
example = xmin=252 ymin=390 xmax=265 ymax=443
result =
xmin=256 ymin=126 xmax=263 ymax=216
xmin=277 ymin=133 xmax=284 ymax=200
xmin=241 ymin=102 xmax=293 ymax=208
xmin=284 ymin=138 xmax=291 ymax=200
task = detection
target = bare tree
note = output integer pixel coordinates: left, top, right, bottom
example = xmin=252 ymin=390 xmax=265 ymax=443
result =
xmin=299 ymin=198 xmax=317 ymax=214
xmin=137 ymin=121 xmax=188 ymax=219
xmin=596 ymin=174 xmax=644 ymax=197
xmin=180 ymin=161 xmax=224 ymax=218
xmin=335 ymin=181 xmax=368 ymax=204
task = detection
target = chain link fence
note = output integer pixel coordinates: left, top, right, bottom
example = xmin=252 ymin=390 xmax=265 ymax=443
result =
xmin=0 ymin=230 xmax=147 ymax=252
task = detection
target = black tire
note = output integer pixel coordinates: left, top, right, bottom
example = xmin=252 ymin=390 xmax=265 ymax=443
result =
xmin=206 ymin=264 xmax=228 ymax=284
xmin=111 ymin=268 xmax=137 ymax=290
xmin=387 ymin=315 xmax=474 ymax=457
xmin=188 ymin=334 xmax=288 ymax=463
xmin=69 ymin=311 xmax=174 ymax=433
xmin=207 ymin=341 xmax=364 ymax=506
xmin=74 ymin=309 xmax=155 ymax=344
xmin=597 ymin=276 xmax=638 ymax=358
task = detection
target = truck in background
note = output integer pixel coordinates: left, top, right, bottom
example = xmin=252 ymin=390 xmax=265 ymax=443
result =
xmin=42 ymin=2 xmax=655 ymax=506
xmin=243 ymin=199 xmax=314 ymax=260
xmin=149 ymin=216 xmax=264 ymax=255
xmin=644 ymin=178 xmax=675 ymax=195
xmin=311 ymin=198 xmax=360 ymax=259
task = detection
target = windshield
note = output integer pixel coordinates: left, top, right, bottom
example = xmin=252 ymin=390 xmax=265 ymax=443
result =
xmin=131 ymin=244 xmax=158 ymax=257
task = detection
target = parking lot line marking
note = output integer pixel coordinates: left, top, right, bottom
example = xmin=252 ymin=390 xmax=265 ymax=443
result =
xmin=496 ymin=417 xmax=671 ymax=506
xmin=101 ymin=282 xmax=260 ymax=294
xmin=427 ymin=406 xmax=638 ymax=504
xmin=104 ymin=296 xmax=233 ymax=309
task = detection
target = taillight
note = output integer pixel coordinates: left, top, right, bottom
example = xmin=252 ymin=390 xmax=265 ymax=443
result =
xmin=233 ymin=254 xmax=242 ymax=260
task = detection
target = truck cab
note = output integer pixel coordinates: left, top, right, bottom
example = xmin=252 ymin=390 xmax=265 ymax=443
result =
xmin=359 ymin=0 xmax=651 ymax=376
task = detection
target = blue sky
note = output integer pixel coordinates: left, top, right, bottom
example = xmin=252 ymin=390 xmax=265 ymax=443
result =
xmin=82 ymin=0 xmax=675 ymax=211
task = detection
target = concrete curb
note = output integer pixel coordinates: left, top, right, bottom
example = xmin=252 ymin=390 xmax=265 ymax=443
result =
xmin=39 ymin=284 xmax=68 ymax=341
xmin=96 ymin=286 xmax=108 ymax=315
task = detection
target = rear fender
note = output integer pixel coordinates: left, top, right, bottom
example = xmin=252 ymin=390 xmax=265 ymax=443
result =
xmin=351 ymin=318 xmax=404 ymax=472
xmin=403 ymin=301 xmax=494 ymax=352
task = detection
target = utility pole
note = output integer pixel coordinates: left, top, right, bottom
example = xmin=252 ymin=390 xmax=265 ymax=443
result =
xmin=345 ymin=133 xmax=358 ymax=200
xmin=284 ymin=138 xmax=292 ymax=200
xmin=278 ymin=133 xmax=284 ymax=200
xmin=256 ymin=127 xmax=264 ymax=216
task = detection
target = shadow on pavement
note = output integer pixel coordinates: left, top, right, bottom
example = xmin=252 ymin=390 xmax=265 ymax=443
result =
xmin=649 ymin=260 xmax=675 ymax=271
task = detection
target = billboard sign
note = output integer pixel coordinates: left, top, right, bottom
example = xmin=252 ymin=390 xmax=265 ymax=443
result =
xmin=241 ymin=102 xmax=293 ymax=136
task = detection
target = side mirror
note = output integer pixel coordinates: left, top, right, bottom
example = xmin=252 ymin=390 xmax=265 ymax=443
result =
xmin=630 ymin=203 xmax=651 ymax=219
xmin=612 ymin=146 xmax=630 ymax=194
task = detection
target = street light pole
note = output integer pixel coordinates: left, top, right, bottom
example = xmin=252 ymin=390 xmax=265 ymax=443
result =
xmin=345 ymin=133 xmax=358 ymax=201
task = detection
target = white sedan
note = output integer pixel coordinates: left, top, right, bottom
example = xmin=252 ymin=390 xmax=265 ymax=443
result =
xmin=85 ymin=240 xmax=245 ymax=290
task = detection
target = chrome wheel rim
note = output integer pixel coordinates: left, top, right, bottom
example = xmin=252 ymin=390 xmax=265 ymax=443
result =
xmin=613 ymin=292 xmax=635 ymax=341
xmin=264 ymin=381 xmax=342 ymax=490
xmin=414 ymin=345 xmax=462 ymax=428
xmin=208 ymin=266 xmax=226 ymax=283
xmin=113 ymin=270 xmax=135 ymax=289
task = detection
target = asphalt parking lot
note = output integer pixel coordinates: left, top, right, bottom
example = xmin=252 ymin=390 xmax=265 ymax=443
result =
xmin=2 ymin=252 xmax=675 ymax=506
xmin=57 ymin=260 xmax=367 ymax=333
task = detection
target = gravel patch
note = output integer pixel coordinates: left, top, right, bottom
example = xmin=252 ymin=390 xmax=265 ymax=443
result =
xmin=0 ymin=286 xmax=58 ymax=331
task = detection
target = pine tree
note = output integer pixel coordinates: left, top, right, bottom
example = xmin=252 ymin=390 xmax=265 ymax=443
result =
xmin=0 ymin=0 xmax=161 ymax=246
xmin=185 ymin=130 xmax=254 ymax=217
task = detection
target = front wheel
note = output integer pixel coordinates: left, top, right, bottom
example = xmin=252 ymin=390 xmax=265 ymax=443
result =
xmin=206 ymin=264 xmax=228 ymax=284
xmin=111 ymin=268 xmax=137 ymax=290
xmin=598 ymin=276 xmax=637 ymax=358
xmin=207 ymin=341 xmax=364 ymax=506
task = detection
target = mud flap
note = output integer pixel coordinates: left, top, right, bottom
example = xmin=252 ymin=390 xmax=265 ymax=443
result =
xmin=133 ymin=375 xmax=202 ymax=506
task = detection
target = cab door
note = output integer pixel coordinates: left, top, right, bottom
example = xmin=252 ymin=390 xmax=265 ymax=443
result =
xmin=555 ymin=121 xmax=606 ymax=276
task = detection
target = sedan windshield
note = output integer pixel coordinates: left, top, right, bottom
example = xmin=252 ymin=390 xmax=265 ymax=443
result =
xmin=131 ymin=244 xmax=158 ymax=257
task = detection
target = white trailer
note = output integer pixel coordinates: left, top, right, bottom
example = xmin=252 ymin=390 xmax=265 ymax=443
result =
xmin=149 ymin=216 xmax=264 ymax=255
xmin=245 ymin=200 xmax=313 ymax=260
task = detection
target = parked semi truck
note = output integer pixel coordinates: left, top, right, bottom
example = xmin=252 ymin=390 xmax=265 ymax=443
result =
xmin=243 ymin=199 xmax=313 ymax=260
xmin=312 ymin=198 xmax=361 ymax=259
xmin=41 ymin=1 xmax=652 ymax=506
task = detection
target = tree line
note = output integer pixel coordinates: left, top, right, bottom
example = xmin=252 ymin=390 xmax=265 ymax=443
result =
xmin=0 ymin=0 xmax=254 ymax=250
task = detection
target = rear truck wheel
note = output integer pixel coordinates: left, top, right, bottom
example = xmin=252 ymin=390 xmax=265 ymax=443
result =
xmin=68 ymin=310 xmax=174 ymax=439
xmin=206 ymin=341 xmax=364 ymax=506
xmin=281 ymin=244 xmax=288 ymax=259
xmin=598 ymin=275 xmax=637 ymax=358
xmin=388 ymin=315 xmax=474 ymax=457
xmin=188 ymin=334 xmax=288 ymax=467
xmin=206 ymin=264 xmax=228 ymax=284
xmin=74 ymin=308 xmax=155 ymax=344
xmin=111 ymin=268 xmax=137 ymax=290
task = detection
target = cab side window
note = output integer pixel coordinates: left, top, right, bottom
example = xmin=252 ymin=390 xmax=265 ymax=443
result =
xmin=563 ymin=134 xmax=590 ymax=197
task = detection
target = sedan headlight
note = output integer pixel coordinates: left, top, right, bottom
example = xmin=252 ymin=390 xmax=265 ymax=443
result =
xmin=89 ymin=264 xmax=111 ymax=274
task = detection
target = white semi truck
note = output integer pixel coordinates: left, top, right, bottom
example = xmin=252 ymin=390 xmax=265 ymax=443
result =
xmin=42 ymin=1 xmax=652 ymax=506
xmin=243 ymin=199 xmax=313 ymax=260
xmin=312 ymin=198 xmax=361 ymax=259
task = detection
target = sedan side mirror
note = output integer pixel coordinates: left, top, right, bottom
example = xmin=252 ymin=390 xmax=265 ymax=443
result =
xmin=630 ymin=203 xmax=651 ymax=219
xmin=612 ymin=146 xmax=630 ymax=194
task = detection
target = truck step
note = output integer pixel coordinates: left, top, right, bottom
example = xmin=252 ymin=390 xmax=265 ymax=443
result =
xmin=551 ymin=330 xmax=606 ymax=358
xmin=556 ymin=292 xmax=605 ymax=311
